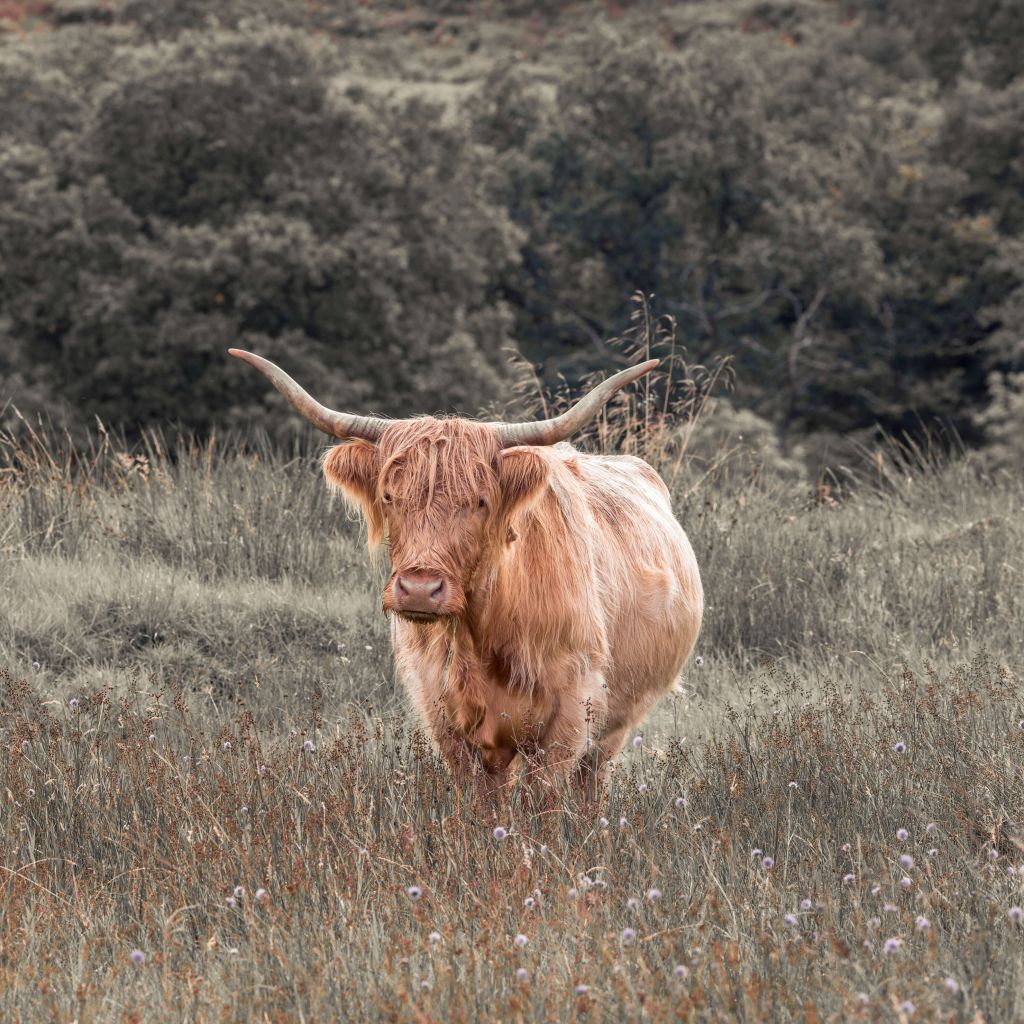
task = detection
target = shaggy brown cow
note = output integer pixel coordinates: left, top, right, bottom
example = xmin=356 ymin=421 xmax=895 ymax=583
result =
xmin=230 ymin=348 xmax=703 ymax=793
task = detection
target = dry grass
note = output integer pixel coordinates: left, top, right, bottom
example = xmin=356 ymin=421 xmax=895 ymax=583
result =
xmin=1 ymin=412 xmax=1023 ymax=1021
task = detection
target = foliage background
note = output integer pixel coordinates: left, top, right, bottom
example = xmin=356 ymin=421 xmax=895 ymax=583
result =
xmin=1 ymin=0 xmax=1022 ymax=464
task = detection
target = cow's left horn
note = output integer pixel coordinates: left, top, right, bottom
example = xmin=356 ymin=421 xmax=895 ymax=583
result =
xmin=228 ymin=348 xmax=390 ymax=442
xmin=491 ymin=359 xmax=660 ymax=447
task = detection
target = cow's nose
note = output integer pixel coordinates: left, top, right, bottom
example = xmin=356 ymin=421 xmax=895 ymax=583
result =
xmin=395 ymin=575 xmax=447 ymax=614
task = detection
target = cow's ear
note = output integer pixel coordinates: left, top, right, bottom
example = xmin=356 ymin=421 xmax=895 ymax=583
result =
xmin=497 ymin=447 xmax=549 ymax=516
xmin=322 ymin=441 xmax=384 ymax=548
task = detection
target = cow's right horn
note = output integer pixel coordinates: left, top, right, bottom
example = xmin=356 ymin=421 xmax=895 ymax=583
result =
xmin=491 ymin=359 xmax=659 ymax=447
xmin=229 ymin=349 xmax=390 ymax=442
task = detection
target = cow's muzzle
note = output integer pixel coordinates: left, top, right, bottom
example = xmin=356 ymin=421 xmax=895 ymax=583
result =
xmin=391 ymin=573 xmax=450 ymax=620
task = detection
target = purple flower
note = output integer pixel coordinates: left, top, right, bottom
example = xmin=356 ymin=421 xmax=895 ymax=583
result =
xmin=762 ymin=856 xmax=775 ymax=870
xmin=751 ymin=848 xmax=762 ymax=859
xmin=516 ymin=967 xmax=528 ymax=983
xmin=574 ymin=984 xmax=590 ymax=995
xmin=646 ymin=889 xmax=662 ymax=901
xmin=1009 ymin=907 xmax=1024 ymax=923
xmin=801 ymin=899 xmax=813 ymax=910
xmin=783 ymin=914 xmax=797 ymax=927
xmin=633 ymin=735 xmax=643 ymax=749
xmin=915 ymin=915 xmax=930 ymax=930
xmin=619 ymin=817 xmax=628 ymax=828
xmin=20 ymin=740 xmax=29 ymax=752
xmin=234 ymin=886 xmax=244 ymax=899
xmin=148 ymin=734 xmax=156 ymax=743
xmin=900 ymin=876 xmax=912 ymax=888
xmin=621 ymin=927 xmax=636 ymax=945
xmin=788 ymin=781 xmax=798 ymax=790
xmin=900 ymin=1000 xmax=916 ymax=1017
xmin=130 ymin=949 xmax=145 ymax=965
xmin=926 ymin=822 xmax=937 ymax=834
xmin=222 ymin=741 xmax=231 ymax=751
xmin=943 ymin=978 xmax=959 ymax=994
xmin=883 ymin=937 xmax=902 ymax=955
xmin=674 ymin=796 xmax=687 ymax=808
xmin=843 ymin=873 xmax=855 ymax=884
xmin=225 ymin=897 xmax=236 ymax=907
xmin=893 ymin=741 xmax=906 ymax=754
xmin=638 ymin=783 xmax=649 ymax=794
xmin=68 ymin=698 xmax=79 ymax=709
xmin=407 ymin=886 xmax=422 ymax=901
xmin=524 ymin=897 xmax=535 ymax=909
xmin=900 ymin=854 xmax=914 ymax=869
xmin=493 ymin=827 xmax=507 ymax=841
xmin=303 ymin=739 xmax=315 ymax=752
xmin=627 ymin=897 xmax=639 ymax=910
xmin=32 ymin=661 xmax=40 ymax=671
xmin=539 ymin=845 xmax=548 ymax=855
xmin=674 ymin=964 xmax=689 ymax=978
xmin=896 ymin=828 xmax=909 ymax=842
xmin=599 ymin=817 xmax=609 ymax=828
xmin=928 ymin=848 xmax=938 ymax=858
xmin=989 ymin=849 xmax=999 ymax=861
xmin=884 ymin=903 xmax=898 ymax=913
xmin=255 ymin=888 xmax=267 ymax=901
xmin=514 ymin=933 xmax=528 ymax=948
xmin=429 ymin=931 xmax=441 ymax=944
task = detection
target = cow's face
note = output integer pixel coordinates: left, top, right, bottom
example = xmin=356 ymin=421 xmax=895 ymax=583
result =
xmin=323 ymin=418 xmax=549 ymax=622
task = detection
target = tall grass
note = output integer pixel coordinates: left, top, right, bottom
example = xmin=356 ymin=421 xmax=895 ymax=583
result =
xmin=1 ymin=400 xmax=1022 ymax=1020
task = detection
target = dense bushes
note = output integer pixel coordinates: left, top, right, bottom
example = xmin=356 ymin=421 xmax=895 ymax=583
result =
xmin=1 ymin=1 xmax=1022 ymax=456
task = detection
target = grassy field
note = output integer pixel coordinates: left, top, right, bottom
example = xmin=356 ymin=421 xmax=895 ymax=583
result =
xmin=1 ymin=423 xmax=1022 ymax=1021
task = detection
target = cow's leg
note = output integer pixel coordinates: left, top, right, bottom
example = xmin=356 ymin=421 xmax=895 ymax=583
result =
xmin=530 ymin=678 xmax=609 ymax=799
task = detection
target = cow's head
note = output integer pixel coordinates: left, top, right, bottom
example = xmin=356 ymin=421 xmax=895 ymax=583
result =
xmin=229 ymin=349 xmax=656 ymax=623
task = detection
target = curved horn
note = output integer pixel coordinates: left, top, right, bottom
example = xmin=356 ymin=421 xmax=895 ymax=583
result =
xmin=491 ymin=359 xmax=660 ymax=447
xmin=228 ymin=348 xmax=390 ymax=442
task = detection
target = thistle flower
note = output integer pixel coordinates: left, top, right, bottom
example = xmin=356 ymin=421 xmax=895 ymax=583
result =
xmin=900 ymin=854 xmax=914 ymax=869
xmin=20 ymin=740 xmax=29 ymax=752
xmin=599 ymin=817 xmax=609 ymax=828
xmin=222 ymin=741 xmax=231 ymax=751
xmin=751 ymin=848 xmax=762 ymax=859
xmin=915 ymin=916 xmax=930 ymax=930
xmin=429 ymin=931 xmax=441 ymax=944
xmin=675 ymin=796 xmax=687 ymax=808
xmin=633 ymin=735 xmax=643 ymax=749
xmin=575 ymin=984 xmax=590 ymax=995
xmin=539 ymin=845 xmax=548 ymax=855
xmin=884 ymin=903 xmax=898 ymax=913
xmin=893 ymin=741 xmax=906 ymax=754
xmin=638 ymin=783 xmax=649 ymax=794
xmin=896 ymin=828 xmax=909 ymax=842
xmin=926 ymin=822 xmax=937 ymax=834
xmin=783 ymin=914 xmax=797 ymax=927
xmin=514 ymin=934 xmax=528 ymax=948
xmin=900 ymin=876 xmax=912 ymax=888
xmin=762 ymin=856 xmax=775 ymax=870
xmin=130 ymin=950 xmax=145 ymax=965
xmin=621 ymin=928 xmax=636 ymax=946
xmin=407 ymin=886 xmax=422 ymax=901
xmin=801 ymin=899 xmax=813 ymax=910
xmin=619 ymin=816 xmax=628 ymax=828
xmin=524 ymin=897 xmax=535 ymax=909
xmin=516 ymin=968 xmax=528 ymax=983
xmin=1009 ymin=907 xmax=1024 ymax=923
xmin=989 ymin=849 xmax=999 ymax=861
xmin=788 ymin=781 xmax=798 ymax=790
xmin=646 ymin=888 xmax=662 ymax=901
xmin=943 ymin=978 xmax=959 ymax=994
xmin=225 ymin=897 xmax=236 ymax=907
xmin=493 ymin=827 xmax=508 ymax=840
xmin=255 ymin=888 xmax=267 ymax=901
xmin=234 ymin=886 xmax=244 ymax=899
xmin=627 ymin=897 xmax=639 ymax=911
xmin=68 ymin=698 xmax=79 ymax=709
xmin=674 ymin=964 xmax=689 ymax=978
xmin=843 ymin=873 xmax=855 ymax=884
xmin=928 ymin=848 xmax=938 ymax=858
xmin=883 ymin=937 xmax=902 ymax=954
xmin=900 ymin=1000 xmax=916 ymax=1017
xmin=148 ymin=734 xmax=156 ymax=743
xmin=32 ymin=661 xmax=40 ymax=671
xmin=303 ymin=739 xmax=315 ymax=752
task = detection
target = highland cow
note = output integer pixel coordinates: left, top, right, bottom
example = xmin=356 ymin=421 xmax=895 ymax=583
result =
xmin=231 ymin=348 xmax=703 ymax=794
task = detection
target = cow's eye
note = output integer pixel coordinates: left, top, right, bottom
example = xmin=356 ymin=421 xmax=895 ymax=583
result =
xmin=382 ymin=492 xmax=392 ymax=505
xmin=477 ymin=497 xmax=487 ymax=510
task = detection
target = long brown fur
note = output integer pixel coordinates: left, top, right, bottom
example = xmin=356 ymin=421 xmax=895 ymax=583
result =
xmin=323 ymin=416 xmax=703 ymax=793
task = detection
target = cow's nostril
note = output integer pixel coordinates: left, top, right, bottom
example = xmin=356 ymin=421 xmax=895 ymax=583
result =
xmin=430 ymin=580 xmax=444 ymax=598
